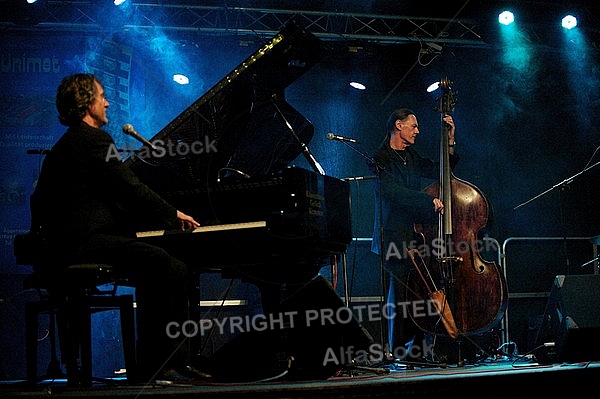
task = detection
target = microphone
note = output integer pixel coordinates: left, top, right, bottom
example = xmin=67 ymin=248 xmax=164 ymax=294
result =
xmin=327 ymin=132 xmax=359 ymax=143
xmin=122 ymin=124 xmax=157 ymax=150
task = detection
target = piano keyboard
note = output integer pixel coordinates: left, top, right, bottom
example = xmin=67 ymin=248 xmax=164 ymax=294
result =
xmin=136 ymin=221 xmax=267 ymax=238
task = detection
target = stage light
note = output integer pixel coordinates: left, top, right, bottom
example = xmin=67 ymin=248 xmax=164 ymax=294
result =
xmin=498 ymin=11 xmax=515 ymax=26
xmin=173 ymin=74 xmax=189 ymax=85
xmin=114 ymin=0 xmax=127 ymax=5
xmin=349 ymin=81 xmax=366 ymax=90
xmin=426 ymin=82 xmax=440 ymax=93
xmin=561 ymin=15 xmax=577 ymax=30
xmin=26 ymin=0 xmax=38 ymax=3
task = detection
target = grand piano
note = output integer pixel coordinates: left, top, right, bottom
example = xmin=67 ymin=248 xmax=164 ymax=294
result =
xmin=126 ymin=21 xmax=352 ymax=286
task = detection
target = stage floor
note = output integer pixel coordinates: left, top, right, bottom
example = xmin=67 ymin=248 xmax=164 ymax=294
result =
xmin=1 ymin=357 xmax=599 ymax=399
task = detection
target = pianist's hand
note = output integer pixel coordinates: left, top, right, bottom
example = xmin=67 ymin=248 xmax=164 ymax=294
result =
xmin=176 ymin=210 xmax=200 ymax=231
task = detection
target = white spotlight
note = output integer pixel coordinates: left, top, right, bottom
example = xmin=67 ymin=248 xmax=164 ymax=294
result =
xmin=427 ymin=82 xmax=440 ymax=93
xmin=173 ymin=74 xmax=189 ymax=85
xmin=562 ymin=15 xmax=577 ymax=30
xmin=349 ymin=81 xmax=366 ymax=90
xmin=498 ymin=11 xmax=515 ymax=26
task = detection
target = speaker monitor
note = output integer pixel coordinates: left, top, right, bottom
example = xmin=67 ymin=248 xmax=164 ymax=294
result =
xmin=534 ymin=274 xmax=600 ymax=364
xmin=209 ymin=275 xmax=374 ymax=382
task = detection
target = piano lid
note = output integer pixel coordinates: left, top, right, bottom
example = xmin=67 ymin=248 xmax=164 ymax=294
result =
xmin=125 ymin=20 xmax=327 ymax=193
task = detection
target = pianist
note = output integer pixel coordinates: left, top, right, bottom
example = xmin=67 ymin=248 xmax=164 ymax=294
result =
xmin=30 ymin=73 xmax=204 ymax=383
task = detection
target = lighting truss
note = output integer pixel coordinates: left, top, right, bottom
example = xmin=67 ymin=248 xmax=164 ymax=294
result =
xmin=0 ymin=1 xmax=487 ymax=47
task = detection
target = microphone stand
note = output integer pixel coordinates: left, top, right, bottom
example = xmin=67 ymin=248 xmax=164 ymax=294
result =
xmin=513 ymin=159 xmax=600 ymax=211
xmin=313 ymin=139 xmax=391 ymax=376
xmin=580 ymin=253 xmax=600 ymax=273
xmin=332 ymin=139 xmax=392 ymax=359
xmin=514 ymin=159 xmax=600 ymax=275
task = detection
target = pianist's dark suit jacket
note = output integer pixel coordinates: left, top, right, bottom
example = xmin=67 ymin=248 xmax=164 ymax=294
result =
xmin=30 ymin=121 xmax=178 ymax=265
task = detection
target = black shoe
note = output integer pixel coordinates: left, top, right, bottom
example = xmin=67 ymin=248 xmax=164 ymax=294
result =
xmin=155 ymin=368 xmax=195 ymax=385
xmin=155 ymin=366 xmax=212 ymax=385
xmin=183 ymin=365 xmax=212 ymax=380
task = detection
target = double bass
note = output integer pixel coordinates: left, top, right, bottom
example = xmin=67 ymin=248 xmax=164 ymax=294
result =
xmin=407 ymin=78 xmax=507 ymax=339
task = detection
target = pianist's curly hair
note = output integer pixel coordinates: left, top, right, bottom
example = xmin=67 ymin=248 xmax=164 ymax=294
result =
xmin=55 ymin=73 xmax=99 ymax=126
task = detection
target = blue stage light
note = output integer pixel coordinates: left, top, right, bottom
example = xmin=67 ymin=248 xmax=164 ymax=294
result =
xmin=561 ymin=15 xmax=577 ymax=30
xmin=498 ymin=11 xmax=515 ymax=26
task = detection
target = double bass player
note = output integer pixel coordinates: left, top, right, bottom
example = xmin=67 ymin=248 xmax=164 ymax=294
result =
xmin=369 ymin=107 xmax=458 ymax=361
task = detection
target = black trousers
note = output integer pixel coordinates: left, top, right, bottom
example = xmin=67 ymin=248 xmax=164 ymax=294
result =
xmin=383 ymin=258 xmax=424 ymax=349
xmin=379 ymin=230 xmax=425 ymax=360
xmin=65 ymin=234 xmax=197 ymax=380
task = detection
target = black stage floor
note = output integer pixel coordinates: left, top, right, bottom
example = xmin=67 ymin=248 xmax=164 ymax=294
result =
xmin=1 ymin=358 xmax=599 ymax=399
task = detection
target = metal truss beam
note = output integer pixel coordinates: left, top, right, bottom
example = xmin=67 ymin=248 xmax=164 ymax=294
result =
xmin=1 ymin=1 xmax=487 ymax=47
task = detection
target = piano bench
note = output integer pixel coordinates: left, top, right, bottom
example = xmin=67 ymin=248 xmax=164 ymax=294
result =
xmin=24 ymin=264 xmax=136 ymax=387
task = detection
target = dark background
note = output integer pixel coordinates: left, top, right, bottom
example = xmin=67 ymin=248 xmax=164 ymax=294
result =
xmin=1 ymin=0 xmax=599 ymax=379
